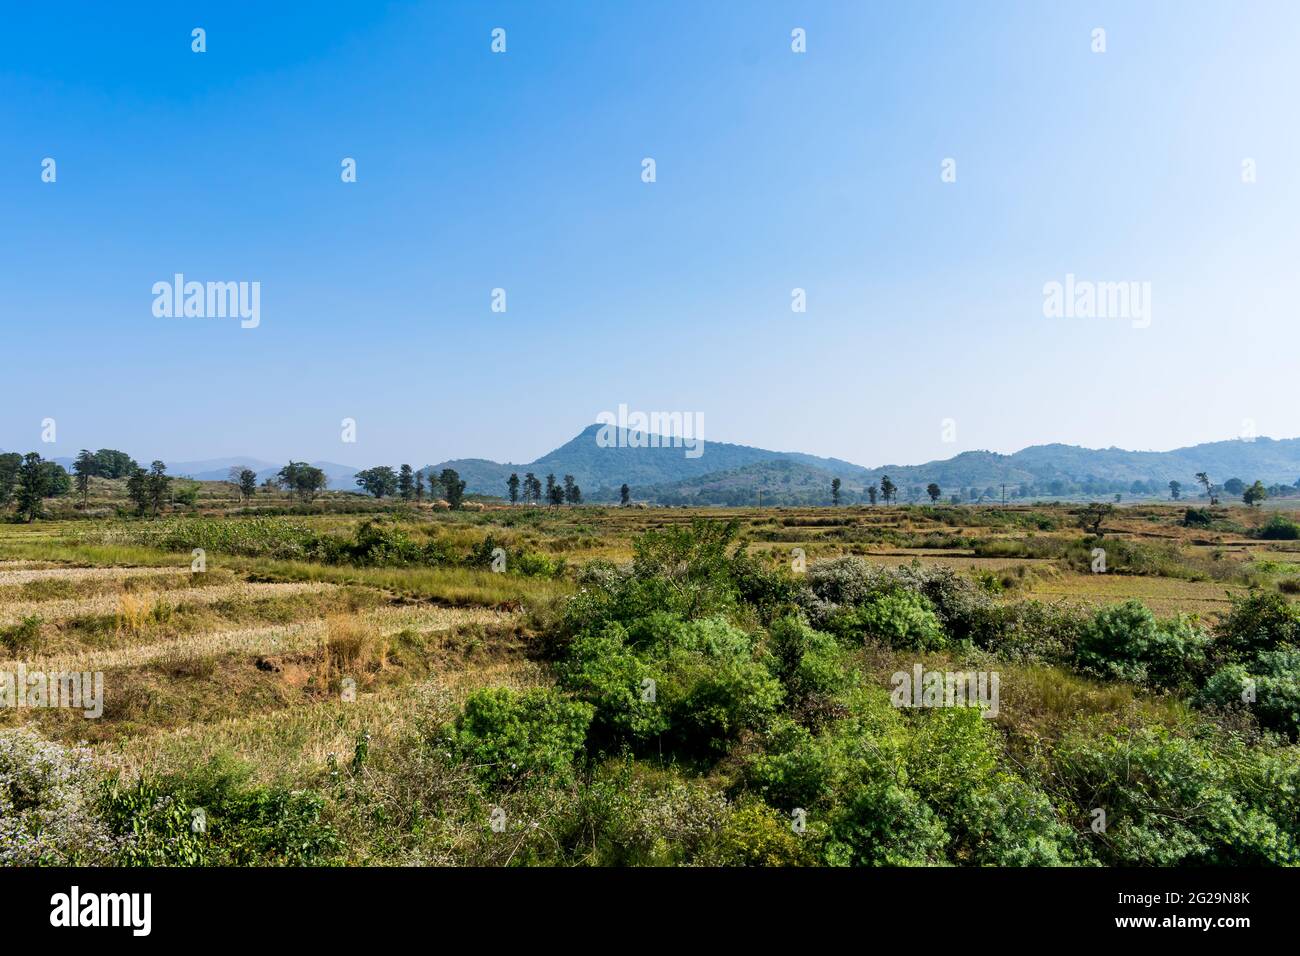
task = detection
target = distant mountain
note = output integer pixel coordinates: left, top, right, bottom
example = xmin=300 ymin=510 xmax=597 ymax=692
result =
xmin=426 ymin=427 xmax=1300 ymax=505
xmin=15 ymin=428 xmax=1300 ymax=505
xmin=423 ymin=424 xmax=867 ymax=497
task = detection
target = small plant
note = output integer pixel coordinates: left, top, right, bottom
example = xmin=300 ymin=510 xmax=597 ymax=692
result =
xmin=0 ymin=615 xmax=43 ymax=655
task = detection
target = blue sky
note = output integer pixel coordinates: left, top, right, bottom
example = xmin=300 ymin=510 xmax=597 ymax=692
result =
xmin=2 ymin=1 xmax=1297 ymax=469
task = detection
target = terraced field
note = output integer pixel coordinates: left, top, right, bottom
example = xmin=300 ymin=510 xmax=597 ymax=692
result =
xmin=4 ymin=502 xmax=1298 ymax=866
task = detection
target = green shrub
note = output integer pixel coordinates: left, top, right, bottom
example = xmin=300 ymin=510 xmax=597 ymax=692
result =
xmin=101 ymin=763 xmax=341 ymax=866
xmin=969 ymin=599 xmax=1083 ymax=664
xmin=450 ymin=688 xmax=593 ymax=789
xmin=767 ymin=616 xmax=849 ymax=706
xmin=1073 ymin=600 xmax=1210 ymax=689
xmin=1055 ymin=724 xmax=1299 ymax=865
xmin=829 ymin=590 xmax=946 ymax=650
xmin=558 ymin=623 xmax=667 ymax=742
xmin=1215 ymin=591 xmax=1300 ymax=663
xmin=1199 ymin=650 xmax=1300 ymax=739
xmin=704 ymin=799 xmax=816 ymax=866
xmin=1256 ymin=515 xmax=1300 ymax=540
xmin=559 ymin=614 xmax=781 ymax=757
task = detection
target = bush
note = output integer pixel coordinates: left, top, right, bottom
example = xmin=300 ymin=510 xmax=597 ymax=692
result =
xmin=0 ymin=730 xmax=117 ymax=865
xmin=450 ymin=688 xmax=593 ymax=789
xmin=1053 ymin=724 xmax=1299 ymax=865
xmin=766 ymin=616 xmax=849 ymax=707
xmin=969 ymin=600 xmax=1083 ymax=664
xmin=100 ymin=755 xmax=341 ymax=866
xmin=1199 ymin=650 xmax=1300 ymax=739
xmin=1073 ymin=601 xmax=1210 ymax=689
xmin=557 ymin=623 xmax=667 ymax=742
xmin=559 ymin=614 xmax=782 ymax=757
xmin=1182 ymin=507 xmax=1214 ymax=528
xmin=829 ymin=590 xmax=946 ymax=650
xmin=703 ymin=799 xmax=816 ymax=866
xmin=0 ymin=615 xmax=43 ymax=655
xmin=1256 ymin=515 xmax=1300 ymax=540
xmin=1215 ymin=591 xmax=1300 ymax=663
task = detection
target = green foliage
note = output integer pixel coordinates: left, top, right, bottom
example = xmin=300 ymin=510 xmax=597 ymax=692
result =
xmin=1215 ymin=591 xmax=1300 ymax=663
xmin=1200 ymin=650 xmax=1300 ymax=739
xmin=1256 ymin=515 xmax=1300 ymax=540
xmin=355 ymin=466 xmax=399 ymax=498
xmin=829 ymin=590 xmax=946 ymax=650
xmin=1054 ymin=724 xmax=1299 ymax=865
xmin=560 ymin=614 xmax=783 ymax=756
xmin=101 ymin=759 xmax=341 ymax=866
xmin=450 ymin=688 xmax=593 ymax=789
xmin=1073 ymin=600 xmax=1210 ymax=690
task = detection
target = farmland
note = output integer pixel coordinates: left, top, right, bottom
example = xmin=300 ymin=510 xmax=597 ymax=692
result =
xmin=3 ymin=497 xmax=1299 ymax=866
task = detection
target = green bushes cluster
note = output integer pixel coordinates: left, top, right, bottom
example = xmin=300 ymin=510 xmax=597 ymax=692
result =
xmin=449 ymin=688 xmax=593 ymax=788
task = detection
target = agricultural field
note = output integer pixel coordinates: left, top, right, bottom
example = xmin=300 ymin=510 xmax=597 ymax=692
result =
xmin=3 ymin=498 xmax=1299 ymax=866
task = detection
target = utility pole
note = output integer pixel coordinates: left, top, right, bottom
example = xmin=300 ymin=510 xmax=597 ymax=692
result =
xmin=1001 ymin=483 xmax=1007 ymax=505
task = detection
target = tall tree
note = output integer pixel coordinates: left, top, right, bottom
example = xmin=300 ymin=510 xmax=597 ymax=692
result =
xmin=92 ymin=449 xmax=137 ymax=479
xmin=439 ymin=468 xmax=467 ymax=510
xmin=238 ymin=469 xmax=258 ymax=502
xmin=620 ymin=483 xmax=631 ymax=507
xmin=563 ymin=475 xmax=582 ymax=505
xmin=279 ymin=461 xmax=326 ymax=503
xmin=0 ymin=452 xmax=21 ymax=506
xmin=398 ymin=464 xmax=415 ymax=501
xmin=831 ymin=478 xmax=841 ymax=506
xmin=146 ymin=461 xmax=172 ymax=517
xmin=523 ymin=472 xmax=539 ymax=505
xmin=879 ymin=475 xmax=896 ymax=505
xmin=126 ymin=465 xmax=149 ymax=515
xmin=1194 ymin=471 xmax=1215 ymax=505
xmin=867 ymin=484 xmax=878 ymax=506
xmin=507 ymin=473 xmax=520 ymax=505
xmin=355 ymin=466 xmax=399 ymax=498
xmin=73 ymin=449 xmax=96 ymax=505
xmin=1168 ymin=480 xmax=1181 ymax=500
xmin=1243 ymin=480 xmax=1267 ymax=507
xmin=15 ymin=453 xmax=52 ymax=522
xmin=927 ymin=482 xmax=941 ymax=503
xmin=415 ymin=471 xmax=425 ymax=502
xmin=545 ymin=474 xmax=558 ymax=507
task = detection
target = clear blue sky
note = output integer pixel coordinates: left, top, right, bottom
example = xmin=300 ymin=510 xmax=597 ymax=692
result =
xmin=3 ymin=1 xmax=1297 ymax=469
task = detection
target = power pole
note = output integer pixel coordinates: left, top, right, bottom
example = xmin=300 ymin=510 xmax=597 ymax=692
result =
xmin=1001 ymin=483 xmax=1007 ymax=505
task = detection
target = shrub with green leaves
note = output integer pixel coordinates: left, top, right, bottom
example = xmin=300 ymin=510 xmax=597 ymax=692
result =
xmin=1256 ymin=515 xmax=1300 ymax=540
xmin=450 ymin=688 xmax=593 ymax=789
xmin=1053 ymin=724 xmax=1299 ymax=865
xmin=766 ymin=616 xmax=849 ymax=708
xmin=1215 ymin=591 xmax=1300 ymax=663
xmin=101 ymin=762 xmax=341 ymax=866
xmin=559 ymin=613 xmax=782 ymax=756
xmin=1073 ymin=600 xmax=1210 ymax=689
xmin=1199 ymin=649 xmax=1300 ymax=739
xmin=829 ymin=589 xmax=946 ymax=650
